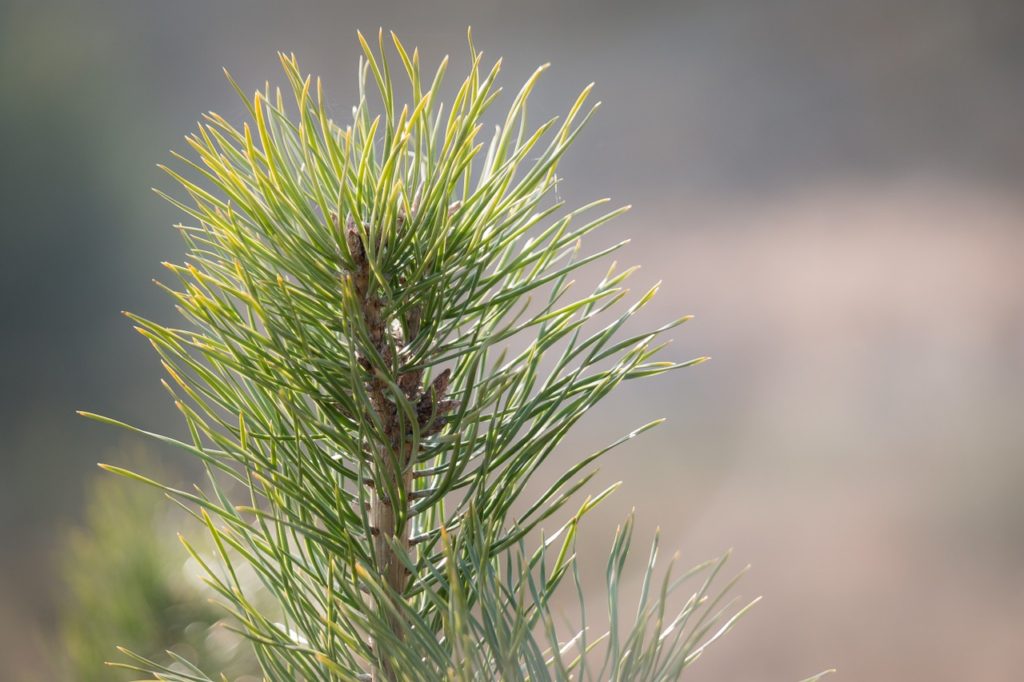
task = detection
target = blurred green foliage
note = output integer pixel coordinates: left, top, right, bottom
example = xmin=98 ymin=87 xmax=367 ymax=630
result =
xmin=59 ymin=453 xmax=259 ymax=681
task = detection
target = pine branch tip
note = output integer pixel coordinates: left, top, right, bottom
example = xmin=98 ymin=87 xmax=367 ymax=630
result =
xmin=71 ymin=35 xmax=768 ymax=679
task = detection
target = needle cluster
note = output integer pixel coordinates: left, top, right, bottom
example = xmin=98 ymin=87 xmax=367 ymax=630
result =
xmin=81 ymin=30 xmax=783 ymax=682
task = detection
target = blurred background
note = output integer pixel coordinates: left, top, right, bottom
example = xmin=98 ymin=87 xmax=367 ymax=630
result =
xmin=2 ymin=0 xmax=1023 ymax=679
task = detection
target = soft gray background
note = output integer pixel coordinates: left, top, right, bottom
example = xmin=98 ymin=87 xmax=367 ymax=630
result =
xmin=2 ymin=1 xmax=1023 ymax=679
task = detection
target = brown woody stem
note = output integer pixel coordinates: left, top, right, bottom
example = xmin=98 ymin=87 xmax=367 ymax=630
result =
xmin=347 ymin=218 xmax=442 ymax=682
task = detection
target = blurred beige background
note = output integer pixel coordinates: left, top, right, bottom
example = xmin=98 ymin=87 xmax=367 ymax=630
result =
xmin=1 ymin=1 xmax=1022 ymax=679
